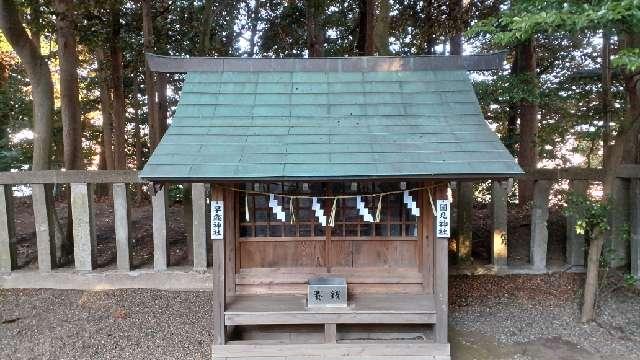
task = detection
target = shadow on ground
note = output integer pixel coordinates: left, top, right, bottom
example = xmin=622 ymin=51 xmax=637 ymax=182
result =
xmin=451 ymin=328 xmax=599 ymax=360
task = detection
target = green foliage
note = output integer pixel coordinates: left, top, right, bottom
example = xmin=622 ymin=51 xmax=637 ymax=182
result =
xmin=565 ymin=192 xmax=610 ymax=235
xmin=0 ymin=63 xmax=33 ymax=170
xmin=623 ymin=273 xmax=639 ymax=287
xmin=612 ymin=48 xmax=640 ymax=72
xmin=468 ymin=0 xmax=640 ymax=46
xmin=600 ymin=246 xmax=624 ymax=269
xmin=167 ymin=184 xmax=186 ymax=203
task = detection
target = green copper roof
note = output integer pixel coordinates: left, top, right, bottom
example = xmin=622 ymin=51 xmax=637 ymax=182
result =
xmin=141 ymin=61 xmax=522 ymax=180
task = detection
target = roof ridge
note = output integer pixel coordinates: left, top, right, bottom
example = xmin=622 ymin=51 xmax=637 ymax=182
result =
xmin=146 ymin=53 xmax=505 ymax=73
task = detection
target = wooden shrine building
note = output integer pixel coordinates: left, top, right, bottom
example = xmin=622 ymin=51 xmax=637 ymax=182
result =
xmin=141 ymin=54 xmax=522 ymax=360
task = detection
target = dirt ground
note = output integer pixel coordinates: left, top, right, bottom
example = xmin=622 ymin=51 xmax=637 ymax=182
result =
xmin=11 ymin=196 xmax=565 ymax=270
xmin=12 ymin=196 xmax=202 ymax=270
xmin=1 ymin=274 xmax=638 ymax=360
xmin=468 ymin=203 xmax=567 ymax=266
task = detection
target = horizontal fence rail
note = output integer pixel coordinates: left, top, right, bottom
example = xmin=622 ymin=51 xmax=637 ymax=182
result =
xmin=0 ymin=168 xmax=638 ymax=289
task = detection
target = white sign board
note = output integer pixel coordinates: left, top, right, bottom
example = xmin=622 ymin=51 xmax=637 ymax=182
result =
xmin=211 ymin=200 xmax=224 ymax=240
xmin=436 ymin=199 xmax=450 ymax=238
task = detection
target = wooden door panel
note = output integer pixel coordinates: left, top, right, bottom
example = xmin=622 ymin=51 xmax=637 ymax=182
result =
xmin=240 ymin=241 xmax=326 ymax=268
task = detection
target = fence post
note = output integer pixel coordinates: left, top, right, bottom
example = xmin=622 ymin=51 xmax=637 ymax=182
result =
xmin=192 ymin=183 xmax=208 ymax=271
xmin=456 ymin=181 xmax=473 ymax=262
xmin=152 ymin=185 xmax=169 ymax=271
xmin=566 ymin=180 xmax=588 ymax=268
xmin=631 ymin=178 xmax=640 ymax=278
xmin=491 ymin=180 xmax=510 ymax=268
xmin=607 ymin=178 xmax=630 ymax=267
xmin=0 ymin=185 xmax=16 ymax=272
xmin=530 ymin=180 xmax=552 ymax=270
xmin=32 ymin=184 xmax=56 ymax=272
xmin=113 ymin=183 xmax=132 ymax=271
xmin=71 ymin=183 xmax=96 ymax=271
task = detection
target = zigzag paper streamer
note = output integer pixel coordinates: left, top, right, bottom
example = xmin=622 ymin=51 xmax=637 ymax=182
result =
xmin=356 ymin=196 xmax=374 ymax=222
xmin=403 ymin=190 xmax=420 ymax=217
xmin=269 ymin=194 xmax=286 ymax=222
xmin=312 ymin=197 xmax=327 ymax=226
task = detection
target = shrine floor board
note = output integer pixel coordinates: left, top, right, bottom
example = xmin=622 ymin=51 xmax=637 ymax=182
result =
xmin=224 ymin=293 xmax=437 ymax=325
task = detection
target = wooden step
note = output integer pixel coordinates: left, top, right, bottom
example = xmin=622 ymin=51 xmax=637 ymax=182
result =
xmin=224 ymin=293 xmax=436 ymax=325
xmin=213 ymin=342 xmax=450 ymax=359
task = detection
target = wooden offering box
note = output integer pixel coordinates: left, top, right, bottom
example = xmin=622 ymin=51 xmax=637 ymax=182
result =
xmin=307 ymin=277 xmax=347 ymax=308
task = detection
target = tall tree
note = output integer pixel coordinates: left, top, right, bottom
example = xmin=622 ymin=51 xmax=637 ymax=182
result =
xmin=141 ymin=0 xmax=159 ymax=151
xmin=516 ymin=38 xmax=538 ymax=205
xmin=470 ymin=0 xmax=640 ymax=323
xmin=1 ymin=0 xmax=66 ymax=264
xmin=55 ymin=0 xmax=83 ymax=256
xmin=305 ymin=0 xmax=325 ymax=57
xmin=110 ymin=1 xmax=127 ymax=169
xmin=198 ymin=0 xmax=215 ymax=56
xmin=601 ymin=30 xmax=612 ymax=167
xmin=54 ymin=0 xmax=82 ymax=171
xmin=245 ymin=0 xmax=262 ymax=57
xmin=96 ymin=48 xmax=115 ymax=171
xmin=374 ymin=0 xmax=391 ymax=55
xmin=356 ymin=0 xmax=375 ymax=55
xmin=448 ymin=0 xmax=463 ymax=56
xmin=0 ymin=0 xmax=53 ymax=171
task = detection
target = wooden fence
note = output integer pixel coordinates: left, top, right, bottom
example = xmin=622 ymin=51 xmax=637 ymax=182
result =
xmin=0 ymin=167 xmax=638 ymax=287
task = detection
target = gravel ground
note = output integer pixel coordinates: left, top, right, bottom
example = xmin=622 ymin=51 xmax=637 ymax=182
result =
xmin=0 ymin=289 xmax=213 ymax=360
xmin=1 ymin=274 xmax=638 ymax=360
xmin=450 ymin=274 xmax=640 ymax=359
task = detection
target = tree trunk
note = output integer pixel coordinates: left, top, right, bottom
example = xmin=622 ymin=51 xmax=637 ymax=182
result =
xmin=132 ymin=79 xmax=144 ymax=204
xmin=96 ymin=48 xmax=115 ymax=171
xmin=55 ymin=0 xmax=82 ymax=171
xmin=1 ymin=0 xmax=66 ymax=264
xmin=157 ymin=72 xmax=168 ymax=137
xmin=0 ymin=0 xmax=53 ymax=171
xmin=374 ymin=0 xmax=391 ymax=56
xmin=110 ymin=2 xmax=127 ymax=170
xmin=448 ymin=0 xmax=463 ymax=56
xmin=601 ymin=30 xmax=612 ymax=167
xmin=581 ymin=31 xmax=640 ymax=322
xmin=247 ymin=0 xmax=261 ymax=57
xmin=142 ymin=0 xmax=159 ymax=151
xmin=54 ymin=0 xmax=84 ymax=258
xmin=581 ymin=227 xmax=604 ymax=322
xmin=516 ymin=38 xmax=538 ymax=205
xmin=505 ymin=51 xmax=519 ymax=155
xmin=198 ymin=0 xmax=215 ymax=56
xmin=356 ymin=0 xmax=376 ymax=55
xmin=305 ymin=0 xmax=325 ymax=57
xmin=28 ymin=0 xmax=41 ymax=49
